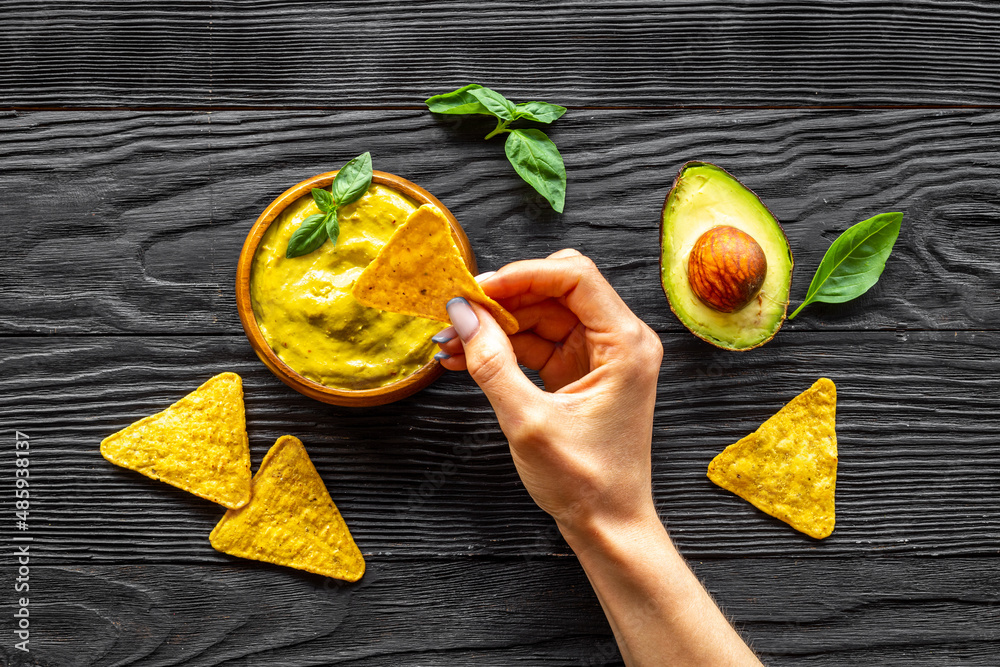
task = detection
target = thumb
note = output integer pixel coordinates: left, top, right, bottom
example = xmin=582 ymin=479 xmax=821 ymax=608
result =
xmin=446 ymin=297 xmax=541 ymax=414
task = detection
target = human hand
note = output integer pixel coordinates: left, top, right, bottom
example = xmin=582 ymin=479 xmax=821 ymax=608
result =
xmin=435 ymin=252 xmax=761 ymax=666
xmin=433 ymin=249 xmax=664 ymax=537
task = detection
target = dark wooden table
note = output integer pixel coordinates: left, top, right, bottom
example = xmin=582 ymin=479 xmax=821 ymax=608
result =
xmin=3 ymin=2 xmax=999 ymax=665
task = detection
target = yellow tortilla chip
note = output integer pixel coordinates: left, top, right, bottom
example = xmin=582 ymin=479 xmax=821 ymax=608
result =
xmin=352 ymin=204 xmax=519 ymax=334
xmin=209 ymin=435 xmax=365 ymax=582
xmin=707 ymin=378 xmax=838 ymax=539
xmin=100 ymin=372 xmax=251 ymax=509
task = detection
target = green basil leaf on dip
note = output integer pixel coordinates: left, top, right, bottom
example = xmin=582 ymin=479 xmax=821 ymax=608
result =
xmin=789 ymin=212 xmax=903 ymax=319
xmin=513 ymin=101 xmax=568 ymax=124
xmin=332 ymin=152 xmax=373 ymax=207
xmin=504 ymin=128 xmax=566 ymax=213
xmin=285 ymin=213 xmax=329 ymax=258
xmin=469 ymin=87 xmax=518 ymax=121
xmin=311 ymin=187 xmax=335 ymax=213
xmin=425 ymin=84 xmax=492 ymax=115
xmin=325 ymin=211 xmax=341 ymax=246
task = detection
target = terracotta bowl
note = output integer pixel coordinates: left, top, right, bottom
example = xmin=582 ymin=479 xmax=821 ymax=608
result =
xmin=236 ymin=170 xmax=476 ymax=407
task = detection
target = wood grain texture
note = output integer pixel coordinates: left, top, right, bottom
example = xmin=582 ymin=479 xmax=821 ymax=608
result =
xmin=2 ymin=0 xmax=1000 ymax=108
xmin=3 ymin=4 xmax=996 ymax=662
xmin=1 ymin=109 xmax=998 ymax=335
xmin=2 ymin=330 xmax=997 ymax=562
xmin=1 ymin=558 xmax=997 ymax=666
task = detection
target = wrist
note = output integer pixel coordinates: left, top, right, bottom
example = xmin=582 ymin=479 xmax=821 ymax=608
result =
xmin=557 ymin=505 xmax=674 ymax=564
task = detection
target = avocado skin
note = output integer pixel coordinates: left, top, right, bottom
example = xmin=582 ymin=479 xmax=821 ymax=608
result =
xmin=659 ymin=161 xmax=793 ymax=351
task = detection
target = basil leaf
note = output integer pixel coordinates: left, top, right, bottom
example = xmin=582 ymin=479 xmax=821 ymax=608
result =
xmin=513 ymin=101 xmax=567 ymax=124
xmin=285 ymin=214 xmax=328 ymax=258
xmin=311 ymin=187 xmax=335 ymax=213
xmin=504 ymin=129 xmax=566 ymax=213
xmin=789 ymin=212 xmax=903 ymax=319
xmin=425 ymin=84 xmax=492 ymax=116
xmin=427 ymin=85 xmax=571 ymax=212
xmin=325 ymin=210 xmax=340 ymax=246
xmin=332 ymin=152 xmax=373 ymax=207
xmin=469 ymin=87 xmax=517 ymax=121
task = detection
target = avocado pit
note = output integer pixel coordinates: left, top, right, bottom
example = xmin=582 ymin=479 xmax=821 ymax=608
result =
xmin=687 ymin=225 xmax=767 ymax=313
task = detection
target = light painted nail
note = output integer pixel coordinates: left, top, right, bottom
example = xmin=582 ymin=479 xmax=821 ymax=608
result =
xmin=446 ymin=297 xmax=480 ymax=341
xmin=475 ymin=271 xmax=496 ymax=283
xmin=431 ymin=326 xmax=456 ymax=344
xmin=434 ymin=351 xmax=451 ymax=361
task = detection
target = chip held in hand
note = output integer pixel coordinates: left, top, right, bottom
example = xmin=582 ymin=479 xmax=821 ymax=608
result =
xmin=100 ymin=372 xmax=252 ymax=509
xmin=209 ymin=435 xmax=365 ymax=582
xmin=707 ymin=378 xmax=838 ymax=539
xmin=352 ymin=204 xmax=519 ymax=335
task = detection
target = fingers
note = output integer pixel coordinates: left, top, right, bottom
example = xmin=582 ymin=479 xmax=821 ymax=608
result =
xmin=508 ymin=331 xmax=558 ymax=371
xmin=440 ymin=333 xmax=582 ymax=391
xmin=546 ymin=248 xmax=582 ymax=260
xmin=482 ymin=252 xmax=636 ymax=334
xmin=511 ymin=326 xmax=591 ymax=392
xmin=436 ymin=335 xmax=465 ymax=357
xmin=438 ymin=352 xmax=467 ymax=371
xmin=475 ymin=249 xmax=577 ymax=312
xmin=509 ymin=299 xmax=579 ymax=343
xmin=435 ymin=298 xmax=578 ymax=353
xmin=437 ymin=250 xmax=646 ymax=389
xmin=431 ymin=326 xmax=456 ymax=345
xmin=443 ymin=298 xmax=541 ymax=414
xmin=443 ymin=329 xmax=589 ymax=392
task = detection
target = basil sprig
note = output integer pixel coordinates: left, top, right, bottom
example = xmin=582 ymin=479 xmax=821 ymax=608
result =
xmin=426 ymin=84 xmax=567 ymax=213
xmin=789 ymin=212 xmax=903 ymax=319
xmin=285 ymin=152 xmax=373 ymax=258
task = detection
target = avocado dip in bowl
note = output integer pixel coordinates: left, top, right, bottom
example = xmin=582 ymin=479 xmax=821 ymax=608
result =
xmin=236 ymin=171 xmax=477 ymax=406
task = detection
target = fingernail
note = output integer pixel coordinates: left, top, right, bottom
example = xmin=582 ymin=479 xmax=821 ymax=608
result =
xmin=446 ymin=297 xmax=480 ymax=341
xmin=431 ymin=326 xmax=456 ymax=344
xmin=434 ymin=351 xmax=451 ymax=361
xmin=475 ymin=271 xmax=496 ymax=283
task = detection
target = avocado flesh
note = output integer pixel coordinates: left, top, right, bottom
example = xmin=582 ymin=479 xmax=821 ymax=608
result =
xmin=661 ymin=163 xmax=792 ymax=350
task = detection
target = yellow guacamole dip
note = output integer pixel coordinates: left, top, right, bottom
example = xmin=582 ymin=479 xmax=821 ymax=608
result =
xmin=250 ymin=184 xmax=441 ymax=390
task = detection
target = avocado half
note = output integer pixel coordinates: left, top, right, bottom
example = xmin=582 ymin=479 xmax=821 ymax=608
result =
xmin=660 ymin=162 xmax=793 ymax=351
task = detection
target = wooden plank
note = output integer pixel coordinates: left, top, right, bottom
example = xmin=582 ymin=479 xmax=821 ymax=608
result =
xmin=2 ymin=1 xmax=1000 ymax=107
xmin=2 ymin=330 xmax=998 ymax=561
xmin=1 ymin=109 xmax=998 ymax=335
xmin=2 ymin=557 xmax=997 ymax=666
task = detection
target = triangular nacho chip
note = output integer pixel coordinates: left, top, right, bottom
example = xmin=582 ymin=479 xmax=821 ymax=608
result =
xmin=352 ymin=204 xmax=519 ymax=334
xmin=100 ymin=372 xmax=252 ymax=509
xmin=209 ymin=435 xmax=365 ymax=582
xmin=707 ymin=378 xmax=838 ymax=539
